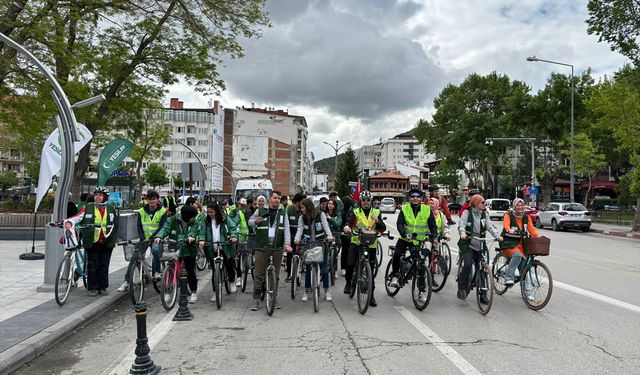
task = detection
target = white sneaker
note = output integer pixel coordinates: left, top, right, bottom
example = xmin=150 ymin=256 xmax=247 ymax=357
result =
xmin=153 ymin=272 xmax=161 ymax=281
xmin=210 ymin=295 xmax=216 ymax=302
xmin=341 ymin=269 xmax=346 ymax=276
xmin=116 ymin=282 xmax=128 ymax=292
xmin=526 ymin=294 xmax=535 ymax=302
xmin=189 ymin=292 xmax=198 ymax=304
xmin=389 ymin=277 xmax=399 ymax=288
xmin=301 ymin=292 xmax=309 ymax=302
xmin=325 ymin=292 xmax=333 ymax=301
xmin=230 ymin=283 xmax=237 ymax=293
xmin=235 ymin=278 xmax=241 ymax=287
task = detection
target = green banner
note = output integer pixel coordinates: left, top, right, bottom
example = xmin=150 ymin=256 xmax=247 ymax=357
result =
xmin=97 ymin=138 xmax=134 ymax=186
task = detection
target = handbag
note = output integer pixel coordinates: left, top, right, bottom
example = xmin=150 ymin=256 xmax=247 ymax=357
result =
xmin=304 ymin=246 xmax=324 ymax=264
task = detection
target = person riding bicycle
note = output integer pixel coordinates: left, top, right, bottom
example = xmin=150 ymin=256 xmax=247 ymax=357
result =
xmin=389 ymin=189 xmax=438 ymax=302
xmin=226 ymin=198 xmax=249 ymax=288
xmin=285 ymin=193 xmax=306 ymax=283
xmin=499 ymin=198 xmax=539 ymax=295
xmin=457 ymin=194 xmax=502 ymax=302
xmin=248 ymin=190 xmax=292 ymax=311
xmin=294 ymin=198 xmax=335 ymax=302
xmin=66 ymin=186 xmax=119 ymax=297
xmin=154 ymin=205 xmax=201 ymax=303
xmin=428 ymin=197 xmax=450 ymax=287
xmin=199 ymin=201 xmax=239 ymax=301
xmin=325 ymin=198 xmax=342 ymax=280
xmin=342 ymin=190 xmax=386 ymax=307
xmin=428 ymin=184 xmax=455 ymax=225
xmin=117 ymin=189 xmax=167 ymax=292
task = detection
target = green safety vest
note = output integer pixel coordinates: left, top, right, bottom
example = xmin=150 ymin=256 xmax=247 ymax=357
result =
xmin=287 ymin=205 xmax=302 ymax=244
xmin=401 ymin=203 xmax=431 ymax=245
xmin=458 ymin=210 xmax=486 ymax=253
xmin=255 ymin=207 xmax=286 ymax=249
xmin=228 ymin=207 xmax=249 ymax=243
xmin=499 ymin=212 xmax=529 ymax=250
xmin=351 ymin=208 xmax=381 ymax=248
xmin=138 ymin=206 xmax=167 ymax=240
xmin=302 ymin=211 xmax=326 ymax=241
xmin=79 ymin=203 xmax=118 ymax=249
xmin=435 ymin=211 xmax=444 ymax=235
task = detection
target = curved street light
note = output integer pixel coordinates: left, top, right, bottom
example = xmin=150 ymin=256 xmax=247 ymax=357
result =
xmin=323 ymin=140 xmax=351 ymax=189
xmin=173 ymin=139 xmax=207 ymax=199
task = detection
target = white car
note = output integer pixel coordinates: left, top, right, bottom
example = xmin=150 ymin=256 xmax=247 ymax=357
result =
xmin=485 ymin=198 xmax=511 ymax=220
xmin=378 ymin=198 xmax=397 ymax=213
xmin=536 ymin=202 xmax=591 ymax=231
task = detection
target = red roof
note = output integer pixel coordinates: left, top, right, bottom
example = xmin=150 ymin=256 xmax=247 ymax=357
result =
xmin=369 ymin=171 xmax=409 ymax=180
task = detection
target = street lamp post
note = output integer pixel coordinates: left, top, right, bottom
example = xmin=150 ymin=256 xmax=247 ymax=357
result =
xmin=526 ymin=56 xmax=575 ymax=203
xmin=206 ymin=161 xmax=239 ymax=200
xmin=486 ymin=137 xmax=536 ymax=204
xmin=323 ymin=140 xmax=351 ymax=190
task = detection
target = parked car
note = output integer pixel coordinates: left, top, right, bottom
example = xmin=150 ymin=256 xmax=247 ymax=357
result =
xmin=379 ymin=197 xmax=397 ymax=213
xmin=524 ymin=206 xmax=538 ymax=222
xmin=536 ymin=202 xmax=591 ymax=231
xmin=485 ymin=198 xmax=511 ymax=220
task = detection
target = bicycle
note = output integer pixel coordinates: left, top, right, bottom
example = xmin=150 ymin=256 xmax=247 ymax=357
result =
xmin=384 ymin=237 xmax=433 ymax=311
xmin=119 ymin=239 xmax=161 ymax=305
xmin=208 ymin=240 xmax=232 ymax=310
xmin=300 ymin=238 xmax=330 ymax=313
xmin=290 ymin=245 xmax=303 ymax=299
xmin=327 ymin=236 xmax=340 ymax=286
xmin=237 ymin=243 xmax=255 ymax=293
xmin=372 ymin=241 xmax=383 ymax=278
xmin=349 ymin=229 xmax=393 ymax=315
xmin=196 ymin=246 xmax=208 ymax=272
xmin=158 ymin=239 xmax=183 ymax=311
xmin=51 ymin=222 xmax=89 ymax=306
xmin=259 ymin=248 xmax=280 ymax=316
xmin=455 ymin=236 xmax=495 ymax=315
xmin=492 ymin=237 xmax=553 ymax=310
xmin=429 ymin=235 xmax=451 ymax=293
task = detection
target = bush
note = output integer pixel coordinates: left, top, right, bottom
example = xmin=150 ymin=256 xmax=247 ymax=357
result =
xmin=0 ymin=195 xmax=54 ymax=213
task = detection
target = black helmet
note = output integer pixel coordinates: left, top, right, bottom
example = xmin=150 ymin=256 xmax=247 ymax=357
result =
xmin=428 ymin=184 xmax=440 ymax=193
xmin=408 ymin=188 xmax=423 ymax=197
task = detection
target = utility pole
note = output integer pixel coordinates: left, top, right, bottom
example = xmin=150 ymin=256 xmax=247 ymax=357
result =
xmin=323 ymin=140 xmax=350 ymax=190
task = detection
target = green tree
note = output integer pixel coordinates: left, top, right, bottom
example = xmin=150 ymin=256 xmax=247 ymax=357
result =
xmin=586 ymin=0 xmax=640 ymax=65
xmin=144 ymin=163 xmax=169 ymax=189
xmin=562 ymin=133 xmax=608 ymax=206
xmin=335 ymin=148 xmax=360 ymax=198
xmin=429 ymin=159 xmax=461 ymax=197
xmin=0 ymin=170 xmax=20 ymax=197
xmin=0 ymin=1 xmax=270 ymax=197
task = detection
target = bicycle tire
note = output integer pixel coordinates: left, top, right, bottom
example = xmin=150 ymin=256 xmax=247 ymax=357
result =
xmin=55 ymin=255 xmax=72 ymax=306
xmin=160 ymin=263 xmax=178 ymax=311
xmin=223 ymin=266 xmax=231 ymax=295
xmin=356 ymin=259 xmax=372 ymax=314
xmin=384 ymin=260 xmax=400 ymax=296
xmin=521 ymin=260 xmax=553 ymax=310
xmin=312 ymin=264 xmax=320 ymax=313
xmin=376 ymin=241 xmax=383 ymax=268
xmin=127 ymin=259 xmax=144 ymax=305
xmin=79 ymin=250 xmax=88 ymax=289
xmin=329 ymin=247 xmax=336 ymax=286
xmin=196 ymin=248 xmax=207 ymax=271
xmin=430 ymin=254 xmax=447 ymax=293
xmin=442 ymin=242 xmax=452 ymax=277
xmin=214 ymin=262 xmax=223 ymax=309
xmin=265 ymin=266 xmax=276 ymax=316
xmin=412 ymin=260 xmax=432 ymax=311
xmin=290 ymin=255 xmax=299 ymax=299
xmin=492 ymin=253 xmax=510 ymax=295
xmin=241 ymin=253 xmax=249 ymax=293
xmin=476 ymin=264 xmax=493 ymax=315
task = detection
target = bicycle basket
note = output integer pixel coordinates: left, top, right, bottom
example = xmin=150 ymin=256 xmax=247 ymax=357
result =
xmin=304 ymin=246 xmax=324 ymax=264
xmin=122 ymin=244 xmax=135 ymax=262
xmin=359 ymin=230 xmax=378 ymax=246
xmin=525 ymin=236 xmax=550 ymax=256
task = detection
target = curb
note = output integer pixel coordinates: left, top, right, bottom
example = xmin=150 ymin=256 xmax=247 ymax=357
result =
xmin=0 ymin=291 xmax=128 ymax=375
xmin=589 ymin=228 xmax=638 ymax=240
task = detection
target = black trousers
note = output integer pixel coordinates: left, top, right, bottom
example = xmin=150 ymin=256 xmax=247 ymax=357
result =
xmin=340 ymin=234 xmax=351 ymax=270
xmin=181 ymin=255 xmax=198 ymax=292
xmin=86 ymin=244 xmax=113 ymax=290
xmin=457 ymin=249 xmax=482 ymax=291
xmin=345 ymin=243 xmax=377 ymax=292
xmin=391 ymin=239 xmax=412 ymax=277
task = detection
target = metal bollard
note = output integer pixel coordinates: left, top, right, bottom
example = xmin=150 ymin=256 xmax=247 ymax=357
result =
xmin=172 ymin=268 xmax=193 ymax=321
xmin=130 ymin=302 xmax=161 ymax=374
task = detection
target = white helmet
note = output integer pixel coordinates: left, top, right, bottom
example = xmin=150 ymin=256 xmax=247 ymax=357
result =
xmin=359 ymin=190 xmax=372 ymax=201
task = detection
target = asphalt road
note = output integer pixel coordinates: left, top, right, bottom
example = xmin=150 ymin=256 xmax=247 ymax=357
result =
xmin=13 ymin=212 xmax=640 ymax=374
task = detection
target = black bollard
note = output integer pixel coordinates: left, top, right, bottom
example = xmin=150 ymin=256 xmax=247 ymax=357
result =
xmin=173 ymin=268 xmax=193 ymax=321
xmin=130 ymin=302 xmax=160 ymax=375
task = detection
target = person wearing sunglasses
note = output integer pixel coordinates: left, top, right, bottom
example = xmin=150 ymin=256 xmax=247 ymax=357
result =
xmin=342 ymin=190 xmax=386 ymax=307
xmin=389 ymin=189 xmax=438 ymax=302
xmin=457 ymin=194 xmax=503 ymax=301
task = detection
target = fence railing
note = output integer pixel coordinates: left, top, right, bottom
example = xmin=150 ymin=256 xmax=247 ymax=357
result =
xmin=590 ymin=208 xmax=636 ymax=226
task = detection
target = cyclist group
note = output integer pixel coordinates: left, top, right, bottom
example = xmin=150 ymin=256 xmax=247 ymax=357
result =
xmin=65 ymin=182 xmax=540 ymax=311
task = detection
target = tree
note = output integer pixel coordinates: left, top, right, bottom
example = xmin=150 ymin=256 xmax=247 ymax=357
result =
xmin=562 ymin=133 xmax=608 ymax=206
xmin=429 ymin=159 xmax=461 ymax=197
xmin=335 ymin=147 xmax=360 ymax=198
xmin=0 ymin=170 xmax=20 ymax=197
xmin=0 ymin=1 xmax=270 ymax=197
xmin=587 ymin=0 xmax=640 ymax=65
xmin=144 ymin=163 xmax=169 ymax=189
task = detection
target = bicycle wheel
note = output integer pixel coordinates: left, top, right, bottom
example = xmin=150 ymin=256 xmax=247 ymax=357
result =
xmin=492 ymin=253 xmax=510 ymax=295
xmin=55 ymin=255 xmax=72 ymax=306
xmin=442 ymin=242 xmax=452 ymax=277
xmin=265 ymin=267 xmax=276 ymax=316
xmin=329 ymin=247 xmax=336 ymax=286
xmin=223 ymin=266 xmax=231 ymax=295
xmin=412 ymin=261 xmax=432 ymax=311
xmin=127 ymin=259 xmax=144 ymax=305
xmin=241 ymin=253 xmax=249 ymax=293
xmin=312 ymin=264 xmax=320 ymax=313
xmin=356 ymin=260 xmax=372 ymax=315
xmin=196 ymin=248 xmax=207 ymax=271
xmin=214 ymin=262 xmax=223 ymax=310
xmin=384 ymin=260 xmax=400 ymax=296
xmin=521 ymin=260 xmax=553 ymax=310
xmin=160 ymin=263 xmax=178 ymax=311
xmin=476 ymin=264 xmax=493 ymax=315
xmin=290 ymin=255 xmax=299 ymax=299
xmin=376 ymin=241 xmax=383 ymax=267
xmin=430 ymin=254 xmax=447 ymax=293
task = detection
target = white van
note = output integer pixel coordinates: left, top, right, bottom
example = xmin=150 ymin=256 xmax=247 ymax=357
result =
xmin=235 ymin=178 xmax=273 ymax=202
xmin=485 ymin=198 xmax=511 ymax=220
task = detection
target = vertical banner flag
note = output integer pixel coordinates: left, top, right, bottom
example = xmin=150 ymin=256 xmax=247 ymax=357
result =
xmin=97 ymin=138 xmax=134 ymax=186
xmin=34 ymin=123 xmax=93 ymax=212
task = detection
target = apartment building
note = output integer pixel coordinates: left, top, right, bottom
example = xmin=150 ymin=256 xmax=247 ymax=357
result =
xmin=380 ymin=131 xmax=435 ymax=169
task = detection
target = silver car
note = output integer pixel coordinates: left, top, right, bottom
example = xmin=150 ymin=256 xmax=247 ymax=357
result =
xmin=379 ymin=197 xmax=397 ymax=213
xmin=536 ymin=202 xmax=591 ymax=231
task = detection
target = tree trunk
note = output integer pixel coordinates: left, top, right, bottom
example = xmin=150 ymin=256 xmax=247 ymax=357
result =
xmin=584 ymin=176 xmax=591 ymax=207
xmin=634 ymin=195 xmax=640 ymax=232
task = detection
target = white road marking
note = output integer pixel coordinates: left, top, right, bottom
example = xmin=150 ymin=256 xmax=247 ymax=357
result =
xmin=394 ymin=306 xmax=482 ymax=375
xmin=103 ymin=274 xmax=211 ymax=375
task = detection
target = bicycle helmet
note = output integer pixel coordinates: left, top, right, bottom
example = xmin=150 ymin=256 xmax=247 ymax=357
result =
xmin=428 ymin=184 xmax=440 ymax=193
xmin=468 ymin=188 xmax=480 ymax=196
xmin=94 ymin=186 xmax=109 ymax=196
xmin=359 ymin=190 xmax=372 ymax=201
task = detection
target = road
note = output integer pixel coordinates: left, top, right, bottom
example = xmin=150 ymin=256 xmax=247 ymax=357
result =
xmin=13 ymin=212 xmax=640 ymax=374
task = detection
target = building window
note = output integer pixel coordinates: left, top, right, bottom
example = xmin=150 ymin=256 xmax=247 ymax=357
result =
xmin=162 ymin=150 xmax=171 ymax=157
xmin=176 ymin=126 xmax=184 ymax=133
xmin=198 ymin=140 xmax=208 ymax=147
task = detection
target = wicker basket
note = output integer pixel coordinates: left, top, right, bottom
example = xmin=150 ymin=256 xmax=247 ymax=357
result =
xmin=525 ymin=236 xmax=551 ymax=256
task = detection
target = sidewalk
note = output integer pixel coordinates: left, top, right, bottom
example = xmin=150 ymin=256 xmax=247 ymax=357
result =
xmin=0 ymin=241 xmax=129 ymax=375
xmin=589 ymin=222 xmax=639 ymax=239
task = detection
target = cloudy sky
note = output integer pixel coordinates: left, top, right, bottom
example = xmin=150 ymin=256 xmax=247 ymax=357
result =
xmin=166 ymin=0 xmax=628 ymax=160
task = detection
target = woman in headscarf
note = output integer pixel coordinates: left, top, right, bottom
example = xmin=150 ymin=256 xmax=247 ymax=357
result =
xmin=428 ymin=197 xmax=450 ymax=240
xmin=500 ymin=198 xmax=539 ymax=286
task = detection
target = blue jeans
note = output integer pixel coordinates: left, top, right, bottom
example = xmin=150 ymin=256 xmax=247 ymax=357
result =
xmin=305 ymin=246 xmax=329 ymax=290
xmin=505 ymin=252 xmax=523 ymax=281
xmin=124 ymin=242 xmax=161 ymax=280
